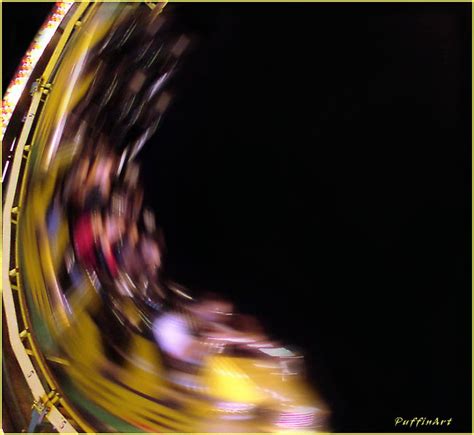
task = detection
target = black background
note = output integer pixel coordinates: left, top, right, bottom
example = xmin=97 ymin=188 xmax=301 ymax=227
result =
xmin=3 ymin=3 xmax=471 ymax=432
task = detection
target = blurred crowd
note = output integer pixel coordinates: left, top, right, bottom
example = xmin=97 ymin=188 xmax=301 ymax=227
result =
xmin=44 ymin=3 xmax=277 ymax=390
xmin=65 ymin=147 xmax=162 ymax=303
xmin=35 ymin=4 xmax=328 ymax=431
xmin=59 ymin=141 xmax=273 ymax=390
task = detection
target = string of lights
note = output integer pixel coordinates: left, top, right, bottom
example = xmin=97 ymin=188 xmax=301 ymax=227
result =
xmin=1 ymin=2 xmax=73 ymax=141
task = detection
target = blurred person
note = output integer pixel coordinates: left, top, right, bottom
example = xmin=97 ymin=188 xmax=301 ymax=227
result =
xmin=126 ymin=234 xmax=164 ymax=307
xmin=120 ymin=220 xmax=140 ymax=261
xmin=82 ymin=150 xmax=116 ymax=212
xmin=231 ymin=313 xmax=266 ymax=342
xmin=142 ymin=207 xmax=156 ymax=234
xmin=129 ymin=184 xmax=144 ymax=221
xmin=62 ymin=155 xmax=91 ymax=213
xmin=72 ymin=211 xmax=101 ymax=270
xmin=114 ymin=219 xmax=140 ymax=280
xmin=110 ymin=185 xmax=142 ymax=222
xmin=140 ymin=235 xmax=162 ymax=277
xmin=123 ymin=160 xmax=140 ymax=190
xmin=96 ymin=211 xmax=126 ymax=279
xmin=152 ymin=296 xmax=234 ymax=376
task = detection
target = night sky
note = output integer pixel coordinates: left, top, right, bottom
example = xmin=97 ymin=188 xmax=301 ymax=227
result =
xmin=3 ymin=3 xmax=471 ymax=432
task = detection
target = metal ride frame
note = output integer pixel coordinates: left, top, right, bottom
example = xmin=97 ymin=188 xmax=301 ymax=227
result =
xmin=3 ymin=3 xmax=330 ymax=433
xmin=2 ymin=2 xmax=159 ymax=431
xmin=3 ymin=4 xmax=91 ymax=430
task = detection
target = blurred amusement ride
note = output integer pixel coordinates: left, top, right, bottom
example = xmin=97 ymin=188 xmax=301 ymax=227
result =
xmin=2 ymin=2 xmax=329 ymax=432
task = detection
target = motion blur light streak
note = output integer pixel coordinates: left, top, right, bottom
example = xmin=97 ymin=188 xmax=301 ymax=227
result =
xmin=2 ymin=2 xmax=329 ymax=432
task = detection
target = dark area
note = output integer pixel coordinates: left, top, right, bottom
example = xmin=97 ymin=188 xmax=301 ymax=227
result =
xmin=3 ymin=3 xmax=471 ymax=433
xmin=2 ymin=2 xmax=53 ymax=95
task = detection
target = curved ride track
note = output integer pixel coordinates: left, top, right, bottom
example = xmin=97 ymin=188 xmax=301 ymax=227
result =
xmin=2 ymin=2 xmax=329 ymax=432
